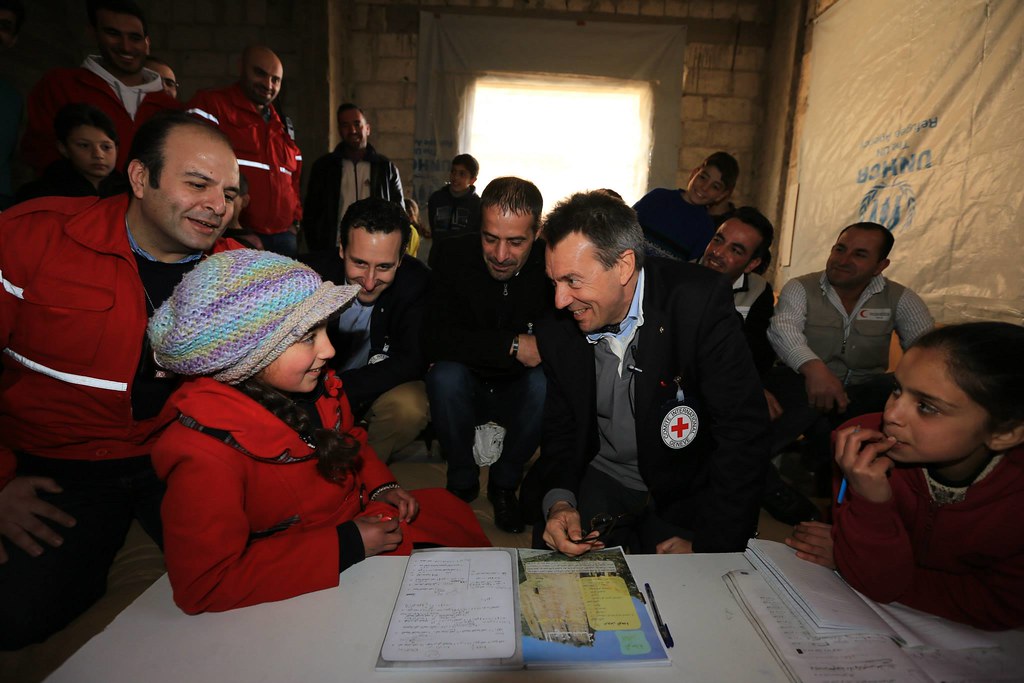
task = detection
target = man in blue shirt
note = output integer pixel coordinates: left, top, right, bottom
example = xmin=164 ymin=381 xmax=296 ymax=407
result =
xmin=304 ymin=198 xmax=430 ymax=463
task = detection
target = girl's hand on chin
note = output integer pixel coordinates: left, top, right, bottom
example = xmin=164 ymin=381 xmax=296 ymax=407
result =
xmin=835 ymin=425 xmax=897 ymax=504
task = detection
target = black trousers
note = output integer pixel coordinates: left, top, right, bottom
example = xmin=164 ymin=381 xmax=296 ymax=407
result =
xmin=762 ymin=367 xmax=895 ymax=461
xmin=532 ymin=465 xmax=689 ymax=554
xmin=0 ymin=454 xmax=164 ymax=650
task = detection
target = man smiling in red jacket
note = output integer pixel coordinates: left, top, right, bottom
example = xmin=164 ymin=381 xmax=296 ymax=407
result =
xmin=187 ymin=45 xmax=302 ymax=256
xmin=0 ymin=112 xmax=241 ymax=649
xmin=20 ymin=0 xmax=181 ymax=176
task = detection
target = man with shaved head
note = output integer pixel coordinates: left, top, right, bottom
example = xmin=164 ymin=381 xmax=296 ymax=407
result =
xmin=186 ymin=45 xmax=303 ymax=256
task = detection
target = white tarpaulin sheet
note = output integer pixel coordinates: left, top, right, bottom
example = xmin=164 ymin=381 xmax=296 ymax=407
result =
xmin=413 ymin=12 xmax=685 ymax=210
xmin=783 ymin=0 xmax=1023 ymax=323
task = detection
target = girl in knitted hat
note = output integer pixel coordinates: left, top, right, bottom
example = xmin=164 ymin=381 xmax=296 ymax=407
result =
xmin=148 ymin=249 xmax=490 ymax=614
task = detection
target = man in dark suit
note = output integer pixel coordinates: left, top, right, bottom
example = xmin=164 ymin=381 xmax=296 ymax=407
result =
xmin=521 ymin=190 xmax=770 ymax=555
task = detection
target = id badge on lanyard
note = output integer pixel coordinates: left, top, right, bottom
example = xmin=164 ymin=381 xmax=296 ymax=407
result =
xmin=659 ymin=376 xmax=699 ymax=449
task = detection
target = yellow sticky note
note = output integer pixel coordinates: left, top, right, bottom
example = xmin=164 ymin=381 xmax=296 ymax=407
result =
xmin=580 ymin=576 xmax=640 ymax=631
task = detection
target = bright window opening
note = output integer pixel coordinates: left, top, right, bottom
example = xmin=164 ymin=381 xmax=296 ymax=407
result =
xmin=465 ymin=74 xmax=653 ymax=213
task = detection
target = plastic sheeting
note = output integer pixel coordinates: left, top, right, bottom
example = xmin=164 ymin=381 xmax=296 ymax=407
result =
xmin=782 ymin=0 xmax=1023 ymax=324
xmin=413 ymin=12 xmax=685 ymax=210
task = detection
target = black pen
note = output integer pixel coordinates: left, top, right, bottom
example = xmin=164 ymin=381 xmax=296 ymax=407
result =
xmin=644 ymin=582 xmax=674 ymax=648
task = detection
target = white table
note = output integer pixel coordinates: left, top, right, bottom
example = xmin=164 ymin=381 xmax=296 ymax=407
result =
xmin=47 ymin=552 xmax=791 ymax=682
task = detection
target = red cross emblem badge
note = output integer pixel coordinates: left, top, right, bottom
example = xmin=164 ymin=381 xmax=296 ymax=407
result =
xmin=661 ymin=405 xmax=699 ymax=449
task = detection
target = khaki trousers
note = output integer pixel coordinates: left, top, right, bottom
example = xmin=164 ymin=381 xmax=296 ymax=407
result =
xmin=365 ymin=380 xmax=429 ymax=462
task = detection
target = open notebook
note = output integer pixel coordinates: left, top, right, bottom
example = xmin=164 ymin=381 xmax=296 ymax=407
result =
xmin=728 ymin=540 xmax=1018 ymax=683
xmin=376 ymin=547 xmax=671 ymax=671
xmin=744 ymin=539 xmax=996 ymax=648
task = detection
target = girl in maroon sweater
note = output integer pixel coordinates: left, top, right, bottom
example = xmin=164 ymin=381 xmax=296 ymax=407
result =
xmin=787 ymin=322 xmax=1024 ymax=630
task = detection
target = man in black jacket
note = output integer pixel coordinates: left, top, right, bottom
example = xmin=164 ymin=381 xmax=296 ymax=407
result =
xmin=698 ymin=207 xmax=822 ymax=526
xmin=304 ymin=198 xmax=429 ymax=462
xmin=698 ymin=207 xmax=776 ymax=378
xmin=422 ymin=177 xmax=553 ymax=533
xmin=521 ymin=190 xmax=770 ymax=555
xmin=302 ymin=103 xmax=403 ymax=253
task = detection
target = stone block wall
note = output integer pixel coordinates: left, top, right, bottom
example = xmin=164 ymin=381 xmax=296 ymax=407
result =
xmin=2 ymin=0 xmax=782 ymax=213
xmin=0 ymin=0 xmax=329 ymax=195
xmin=338 ymin=0 xmax=776 ymax=206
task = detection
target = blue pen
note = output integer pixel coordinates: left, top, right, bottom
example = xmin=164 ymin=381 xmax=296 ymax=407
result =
xmin=836 ymin=424 xmax=861 ymax=505
xmin=644 ymin=582 xmax=674 ymax=648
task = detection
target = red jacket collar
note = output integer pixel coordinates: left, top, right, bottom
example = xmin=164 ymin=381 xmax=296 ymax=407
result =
xmin=62 ymin=67 xmax=181 ymax=113
xmin=60 ymin=194 xmax=135 ymax=258
xmin=220 ymin=83 xmax=283 ymax=125
xmin=169 ymin=374 xmax=345 ymax=458
xmin=58 ymin=193 xmax=238 ymax=260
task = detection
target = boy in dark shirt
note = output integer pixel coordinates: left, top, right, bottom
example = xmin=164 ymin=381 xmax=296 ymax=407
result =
xmin=15 ymin=103 xmax=127 ymax=203
xmin=427 ymin=153 xmax=481 ymax=267
xmin=633 ymin=151 xmax=738 ymax=261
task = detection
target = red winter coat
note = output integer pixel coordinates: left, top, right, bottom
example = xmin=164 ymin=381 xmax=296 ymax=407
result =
xmin=833 ymin=413 xmax=1024 ymax=630
xmin=186 ymin=84 xmax=302 ymax=234
xmin=152 ymin=372 xmax=490 ymax=614
xmin=21 ymin=67 xmax=182 ymax=175
xmin=0 ymin=194 xmax=240 ymax=489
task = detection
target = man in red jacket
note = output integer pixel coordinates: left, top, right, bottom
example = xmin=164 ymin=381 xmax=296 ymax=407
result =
xmin=186 ymin=45 xmax=302 ymax=256
xmin=0 ymin=111 xmax=241 ymax=649
xmin=20 ymin=0 xmax=181 ymax=176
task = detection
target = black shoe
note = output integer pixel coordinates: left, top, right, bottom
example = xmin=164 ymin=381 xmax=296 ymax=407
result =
xmin=487 ymin=485 xmax=524 ymax=534
xmin=446 ymin=483 xmax=479 ymax=503
xmin=762 ymin=478 xmax=821 ymax=526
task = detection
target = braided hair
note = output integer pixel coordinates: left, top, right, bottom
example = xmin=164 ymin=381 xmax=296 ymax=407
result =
xmin=236 ymin=377 xmax=362 ymax=482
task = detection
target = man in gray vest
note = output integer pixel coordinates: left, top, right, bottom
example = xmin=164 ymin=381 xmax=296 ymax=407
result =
xmin=765 ymin=222 xmax=933 ymax=488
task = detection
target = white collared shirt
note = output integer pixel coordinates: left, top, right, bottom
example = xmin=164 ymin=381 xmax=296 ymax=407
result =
xmin=586 ymin=268 xmax=646 ymax=376
xmin=337 ymin=159 xmax=371 ymax=243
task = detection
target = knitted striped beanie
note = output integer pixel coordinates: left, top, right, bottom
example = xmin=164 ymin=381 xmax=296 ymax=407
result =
xmin=148 ymin=249 xmax=359 ymax=384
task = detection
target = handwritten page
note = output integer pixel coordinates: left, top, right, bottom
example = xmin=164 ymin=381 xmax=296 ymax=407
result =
xmin=724 ymin=569 xmax=925 ymax=683
xmin=581 ymin=576 xmax=640 ymax=630
xmin=746 ymin=539 xmax=894 ymax=636
xmin=725 ymin=569 xmax=1023 ymax=683
xmin=378 ymin=548 xmax=669 ymax=671
xmin=748 ymin=539 xmax=1000 ymax=651
xmin=379 ymin=548 xmax=519 ymax=666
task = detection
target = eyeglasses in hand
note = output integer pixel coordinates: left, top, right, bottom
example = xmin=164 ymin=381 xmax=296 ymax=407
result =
xmin=568 ymin=512 xmax=629 ymax=544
